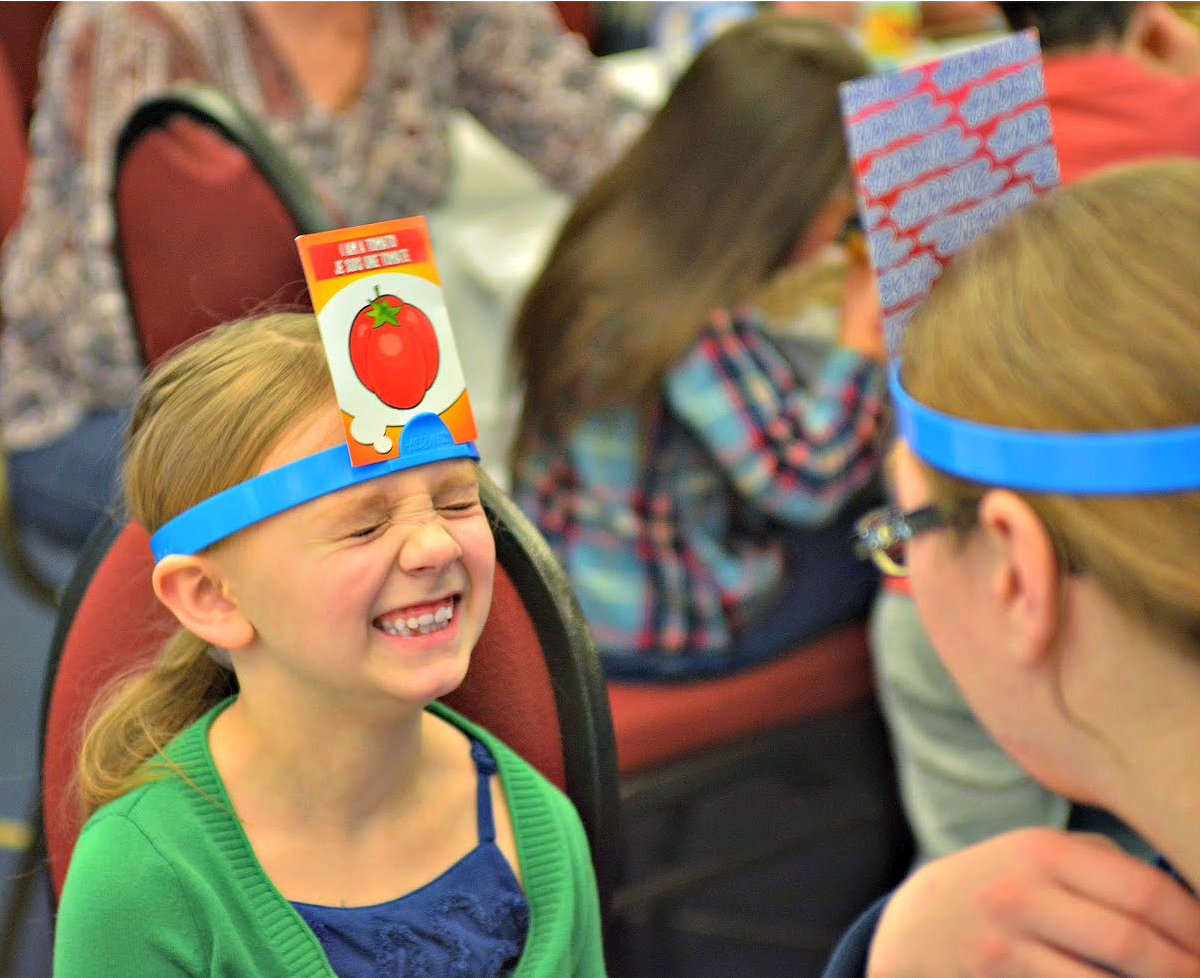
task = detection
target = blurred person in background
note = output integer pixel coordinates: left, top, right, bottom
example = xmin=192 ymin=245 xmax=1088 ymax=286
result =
xmin=510 ymin=13 xmax=887 ymax=681
xmin=871 ymin=0 xmax=1200 ymax=870
xmin=0 ymin=1 xmax=643 ymax=563
xmin=825 ymin=157 xmax=1200 ymax=978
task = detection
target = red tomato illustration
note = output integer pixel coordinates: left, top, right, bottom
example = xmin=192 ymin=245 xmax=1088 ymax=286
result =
xmin=347 ymin=287 xmax=440 ymax=409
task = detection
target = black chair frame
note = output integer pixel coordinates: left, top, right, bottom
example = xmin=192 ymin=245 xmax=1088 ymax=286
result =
xmin=479 ymin=473 xmax=622 ymax=910
xmin=114 ymin=82 xmax=333 ymax=236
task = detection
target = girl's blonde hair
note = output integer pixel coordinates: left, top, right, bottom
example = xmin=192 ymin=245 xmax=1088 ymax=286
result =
xmin=511 ymin=13 xmax=868 ymax=463
xmin=900 ymin=158 xmax=1200 ymax=650
xmin=77 ymin=312 xmax=334 ymax=816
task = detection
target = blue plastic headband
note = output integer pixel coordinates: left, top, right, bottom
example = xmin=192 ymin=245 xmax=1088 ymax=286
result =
xmin=150 ymin=413 xmax=480 ymax=560
xmin=889 ymin=362 xmax=1200 ymax=494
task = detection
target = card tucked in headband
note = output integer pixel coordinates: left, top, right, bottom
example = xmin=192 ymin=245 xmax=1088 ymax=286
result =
xmin=297 ymin=216 xmax=478 ymax=466
xmin=149 ymin=218 xmax=481 ymax=560
xmin=839 ymin=30 xmax=1060 ymax=353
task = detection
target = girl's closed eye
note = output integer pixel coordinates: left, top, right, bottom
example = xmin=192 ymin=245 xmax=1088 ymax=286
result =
xmin=438 ymin=494 xmax=481 ymax=516
xmin=347 ymin=520 xmax=387 ymax=540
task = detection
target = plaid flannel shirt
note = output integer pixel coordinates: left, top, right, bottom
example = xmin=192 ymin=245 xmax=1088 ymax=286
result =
xmin=513 ymin=306 xmax=884 ymax=678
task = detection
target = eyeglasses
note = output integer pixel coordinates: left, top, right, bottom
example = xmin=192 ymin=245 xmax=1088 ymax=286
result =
xmin=853 ymin=504 xmax=946 ymax=577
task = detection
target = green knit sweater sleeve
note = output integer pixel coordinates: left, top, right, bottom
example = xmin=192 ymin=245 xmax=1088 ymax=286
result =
xmin=54 ymin=809 xmax=206 ymax=977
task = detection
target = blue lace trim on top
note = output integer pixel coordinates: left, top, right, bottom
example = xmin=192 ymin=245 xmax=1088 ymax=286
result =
xmin=291 ymin=738 xmax=530 ymax=978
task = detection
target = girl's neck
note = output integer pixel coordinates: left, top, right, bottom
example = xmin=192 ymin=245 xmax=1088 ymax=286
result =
xmin=209 ymin=696 xmax=486 ymax=907
xmin=210 ymin=690 xmax=431 ymax=836
xmin=1100 ymin=715 xmax=1200 ymax=895
xmin=247 ymin=1 xmax=372 ymax=113
xmin=1069 ymin=621 xmax=1200 ymax=892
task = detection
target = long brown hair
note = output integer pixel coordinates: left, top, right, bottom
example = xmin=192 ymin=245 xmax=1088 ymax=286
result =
xmin=901 ymin=159 xmax=1200 ymax=651
xmin=77 ymin=313 xmax=335 ymax=816
xmin=510 ymin=13 xmax=868 ymax=463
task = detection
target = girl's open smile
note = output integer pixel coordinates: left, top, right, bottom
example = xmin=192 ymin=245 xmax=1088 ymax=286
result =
xmin=374 ymin=595 xmax=458 ymax=638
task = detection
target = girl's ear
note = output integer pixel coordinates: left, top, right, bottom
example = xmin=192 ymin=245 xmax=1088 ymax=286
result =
xmin=788 ymin=187 xmax=854 ymax=268
xmin=152 ymin=556 xmax=255 ymax=651
xmin=977 ymin=490 xmax=1062 ymax=667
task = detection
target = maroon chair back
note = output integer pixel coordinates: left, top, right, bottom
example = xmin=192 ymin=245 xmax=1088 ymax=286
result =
xmin=0 ymin=40 xmax=28 ymax=240
xmin=41 ymin=521 xmax=166 ymax=899
xmin=41 ymin=478 xmax=618 ymax=906
xmin=113 ymin=85 xmax=334 ymax=368
xmin=0 ymin=2 xmax=56 ymax=122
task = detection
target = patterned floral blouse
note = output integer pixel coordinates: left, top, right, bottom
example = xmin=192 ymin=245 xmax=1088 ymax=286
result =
xmin=0 ymin=1 xmax=642 ymax=449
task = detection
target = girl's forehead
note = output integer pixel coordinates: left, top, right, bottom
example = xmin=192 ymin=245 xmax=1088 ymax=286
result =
xmin=260 ymin=406 xmax=346 ymax=474
xmin=310 ymin=457 xmax=479 ymax=514
xmin=885 ymin=441 xmax=925 ymax=498
xmin=883 ymin=441 xmax=904 ymax=490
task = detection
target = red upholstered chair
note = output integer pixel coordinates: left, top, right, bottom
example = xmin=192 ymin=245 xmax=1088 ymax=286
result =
xmin=109 ymin=83 xmax=620 ymax=870
xmin=112 ymin=84 xmax=335 ymax=369
xmin=607 ymin=610 xmax=912 ymax=972
xmin=0 ymin=2 xmax=57 ymax=123
xmin=37 ymin=473 xmax=619 ymax=911
xmin=5 ymin=83 xmax=619 ymax=958
xmin=551 ymin=1 xmax=598 ymax=51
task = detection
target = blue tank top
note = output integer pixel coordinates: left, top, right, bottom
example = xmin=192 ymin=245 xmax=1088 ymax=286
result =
xmin=291 ymin=738 xmax=530 ymax=978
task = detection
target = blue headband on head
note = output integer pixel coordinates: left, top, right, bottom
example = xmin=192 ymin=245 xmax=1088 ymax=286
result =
xmin=150 ymin=412 xmax=479 ymax=560
xmin=889 ymin=362 xmax=1200 ymax=494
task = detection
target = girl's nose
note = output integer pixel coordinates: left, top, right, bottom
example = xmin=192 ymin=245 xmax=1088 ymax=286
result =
xmin=397 ymin=515 xmax=462 ymax=574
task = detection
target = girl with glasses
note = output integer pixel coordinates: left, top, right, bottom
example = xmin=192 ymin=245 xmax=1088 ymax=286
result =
xmin=510 ymin=14 xmax=887 ymax=680
xmin=826 ymin=158 xmax=1200 ymax=976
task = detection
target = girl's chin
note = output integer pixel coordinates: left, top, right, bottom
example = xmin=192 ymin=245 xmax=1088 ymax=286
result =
xmin=375 ymin=648 xmax=473 ymax=705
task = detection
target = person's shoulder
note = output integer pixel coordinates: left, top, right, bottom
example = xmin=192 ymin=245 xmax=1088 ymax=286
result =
xmin=79 ymin=708 xmax=227 ymax=839
xmin=73 ymin=787 xmax=172 ymax=864
xmin=67 ymin=781 xmax=199 ymax=908
xmin=1046 ymin=49 xmax=1199 ymax=92
xmin=77 ymin=763 xmax=204 ymax=848
xmin=58 ymin=789 xmax=211 ymax=977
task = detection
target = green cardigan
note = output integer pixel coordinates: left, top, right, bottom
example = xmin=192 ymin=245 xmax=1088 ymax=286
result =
xmin=54 ymin=699 xmax=606 ymax=978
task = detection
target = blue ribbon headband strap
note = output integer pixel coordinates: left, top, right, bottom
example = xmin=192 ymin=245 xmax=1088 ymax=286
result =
xmin=151 ymin=412 xmax=479 ymax=560
xmin=889 ymin=362 xmax=1200 ymax=495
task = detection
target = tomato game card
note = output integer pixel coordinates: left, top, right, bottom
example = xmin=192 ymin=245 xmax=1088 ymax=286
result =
xmin=839 ymin=31 xmax=1060 ymax=353
xmin=296 ymin=217 xmax=477 ymax=466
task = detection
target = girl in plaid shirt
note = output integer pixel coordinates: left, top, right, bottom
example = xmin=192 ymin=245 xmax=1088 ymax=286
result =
xmin=511 ymin=13 xmax=887 ymax=679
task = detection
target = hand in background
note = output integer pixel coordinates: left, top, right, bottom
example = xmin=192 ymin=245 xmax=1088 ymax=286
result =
xmin=775 ymin=2 xmax=1002 ymax=38
xmin=1130 ymin=1 xmax=1200 ymax=75
xmin=773 ymin=2 xmax=858 ymax=27
xmin=838 ymin=248 xmax=886 ymax=363
xmin=867 ymin=827 xmax=1200 ymax=978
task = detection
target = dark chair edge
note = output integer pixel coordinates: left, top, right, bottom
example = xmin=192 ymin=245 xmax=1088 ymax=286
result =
xmin=479 ymin=473 xmax=622 ymax=916
xmin=113 ymin=83 xmax=335 ymax=236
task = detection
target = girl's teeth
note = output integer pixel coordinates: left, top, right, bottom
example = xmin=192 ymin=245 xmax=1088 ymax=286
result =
xmin=378 ymin=601 xmax=455 ymax=637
